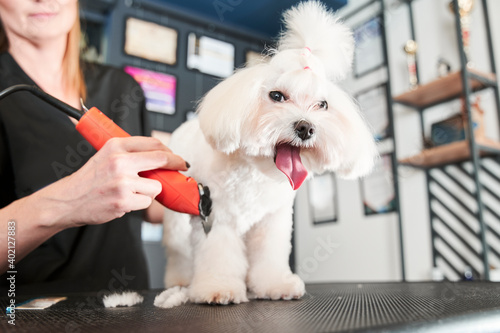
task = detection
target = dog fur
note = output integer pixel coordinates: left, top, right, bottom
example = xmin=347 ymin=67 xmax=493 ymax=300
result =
xmin=155 ymin=0 xmax=377 ymax=307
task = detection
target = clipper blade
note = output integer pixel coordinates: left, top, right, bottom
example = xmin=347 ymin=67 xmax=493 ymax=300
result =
xmin=197 ymin=184 xmax=212 ymax=233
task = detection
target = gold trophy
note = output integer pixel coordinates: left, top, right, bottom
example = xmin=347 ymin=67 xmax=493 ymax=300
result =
xmin=449 ymin=0 xmax=475 ymax=66
xmin=403 ymin=40 xmax=418 ymax=90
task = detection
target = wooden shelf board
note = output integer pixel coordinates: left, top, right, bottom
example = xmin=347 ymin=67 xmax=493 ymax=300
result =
xmin=393 ymin=69 xmax=497 ymax=109
xmin=398 ymin=137 xmax=500 ymax=169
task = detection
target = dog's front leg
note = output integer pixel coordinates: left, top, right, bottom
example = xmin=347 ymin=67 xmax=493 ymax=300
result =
xmin=188 ymin=223 xmax=249 ymax=305
xmin=245 ymin=205 xmax=305 ymax=300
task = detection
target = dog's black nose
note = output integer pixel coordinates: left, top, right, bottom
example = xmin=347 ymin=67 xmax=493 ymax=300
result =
xmin=294 ymin=120 xmax=315 ymax=141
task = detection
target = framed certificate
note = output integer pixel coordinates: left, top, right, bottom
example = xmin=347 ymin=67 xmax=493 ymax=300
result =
xmin=124 ymin=66 xmax=177 ymax=115
xmin=124 ymin=17 xmax=178 ymax=65
xmin=186 ymin=33 xmax=235 ymax=78
xmin=355 ymin=83 xmax=390 ymax=141
xmin=360 ymin=153 xmax=396 ymax=215
xmin=308 ymin=173 xmax=337 ymax=224
xmin=353 ymin=15 xmax=385 ymax=78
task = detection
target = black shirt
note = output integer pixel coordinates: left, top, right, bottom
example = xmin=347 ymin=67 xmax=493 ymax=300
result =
xmin=0 ymin=53 xmax=150 ymax=295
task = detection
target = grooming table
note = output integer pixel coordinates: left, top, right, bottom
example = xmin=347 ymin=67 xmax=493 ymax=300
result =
xmin=1 ymin=282 xmax=500 ymax=332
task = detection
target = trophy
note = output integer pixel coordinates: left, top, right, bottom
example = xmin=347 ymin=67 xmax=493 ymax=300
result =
xmin=403 ymin=40 xmax=418 ymax=90
xmin=449 ymin=0 xmax=475 ymax=66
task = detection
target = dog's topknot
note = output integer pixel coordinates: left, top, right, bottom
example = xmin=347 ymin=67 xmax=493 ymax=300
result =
xmin=277 ymin=0 xmax=354 ymax=81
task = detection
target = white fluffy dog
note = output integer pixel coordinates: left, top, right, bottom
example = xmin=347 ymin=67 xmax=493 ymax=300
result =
xmin=154 ymin=0 xmax=377 ymax=308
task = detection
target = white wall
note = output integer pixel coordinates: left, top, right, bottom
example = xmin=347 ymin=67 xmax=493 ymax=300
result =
xmin=294 ymin=0 xmax=500 ymax=283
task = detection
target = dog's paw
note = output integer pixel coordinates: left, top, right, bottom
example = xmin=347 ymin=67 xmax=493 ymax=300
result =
xmin=189 ymin=278 xmax=249 ymax=305
xmin=154 ymin=286 xmax=189 ymax=308
xmin=249 ymin=273 xmax=305 ymax=300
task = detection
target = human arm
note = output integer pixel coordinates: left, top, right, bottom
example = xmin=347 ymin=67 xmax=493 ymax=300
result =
xmin=143 ymin=200 xmax=165 ymax=224
xmin=0 ymin=136 xmax=187 ymax=273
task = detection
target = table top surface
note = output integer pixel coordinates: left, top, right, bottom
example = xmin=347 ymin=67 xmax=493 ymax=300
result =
xmin=1 ymin=281 xmax=500 ymax=333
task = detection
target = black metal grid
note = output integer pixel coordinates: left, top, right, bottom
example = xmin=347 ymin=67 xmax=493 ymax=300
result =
xmin=428 ymin=158 xmax=500 ymax=280
xmin=1 ymin=282 xmax=500 ymax=333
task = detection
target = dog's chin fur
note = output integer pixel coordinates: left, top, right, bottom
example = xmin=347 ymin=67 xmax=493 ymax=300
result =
xmin=155 ymin=1 xmax=378 ymax=308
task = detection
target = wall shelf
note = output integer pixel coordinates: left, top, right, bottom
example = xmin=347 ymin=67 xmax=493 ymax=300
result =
xmin=389 ymin=0 xmax=500 ymax=281
xmin=393 ymin=69 xmax=497 ymax=109
xmin=399 ymin=137 xmax=500 ymax=169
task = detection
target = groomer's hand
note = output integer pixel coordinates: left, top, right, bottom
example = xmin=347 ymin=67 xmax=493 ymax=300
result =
xmin=0 ymin=136 xmax=188 ymax=271
xmin=56 ymin=136 xmax=188 ymax=227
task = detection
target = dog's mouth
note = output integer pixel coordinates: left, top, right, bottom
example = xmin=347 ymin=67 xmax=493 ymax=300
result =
xmin=274 ymin=143 xmax=308 ymax=190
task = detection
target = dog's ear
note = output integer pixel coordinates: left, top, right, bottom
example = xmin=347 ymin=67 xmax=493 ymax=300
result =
xmin=197 ymin=64 xmax=266 ymax=154
xmin=278 ymin=0 xmax=354 ymax=81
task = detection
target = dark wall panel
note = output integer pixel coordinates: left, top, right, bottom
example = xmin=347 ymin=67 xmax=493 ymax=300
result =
xmin=83 ymin=0 xmax=269 ymax=133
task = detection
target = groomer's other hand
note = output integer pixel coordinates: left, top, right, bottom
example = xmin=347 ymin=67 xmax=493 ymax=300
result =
xmin=55 ymin=136 xmax=188 ymax=227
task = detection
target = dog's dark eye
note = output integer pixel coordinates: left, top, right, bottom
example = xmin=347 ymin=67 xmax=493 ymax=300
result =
xmin=269 ymin=91 xmax=286 ymax=103
xmin=318 ymin=100 xmax=328 ymax=110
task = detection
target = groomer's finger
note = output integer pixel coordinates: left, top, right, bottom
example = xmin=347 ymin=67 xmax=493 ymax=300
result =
xmin=158 ymin=152 xmax=189 ymax=171
xmin=120 ymin=150 xmax=189 ymax=172
xmin=105 ymin=136 xmax=173 ymax=153
xmin=127 ymin=193 xmax=156 ymax=212
xmin=131 ymin=177 xmax=163 ymax=199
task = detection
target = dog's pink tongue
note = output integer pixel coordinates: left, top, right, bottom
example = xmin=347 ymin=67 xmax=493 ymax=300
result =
xmin=275 ymin=144 xmax=308 ymax=190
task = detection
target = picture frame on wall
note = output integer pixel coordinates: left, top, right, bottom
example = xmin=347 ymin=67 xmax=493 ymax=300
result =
xmin=124 ymin=66 xmax=177 ymax=115
xmin=355 ymin=83 xmax=390 ymax=141
xmin=186 ymin=33 xmax=235 ymax=78
xmin=308 ymin=173 xmax=337 ymax=224
xmin=360 ymin=153 xmax=396 ymax=216
xmin=124 ymin=17 xmax=178 ymax=65
xmin=353 ymin=15 xmax=385 ymax=78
